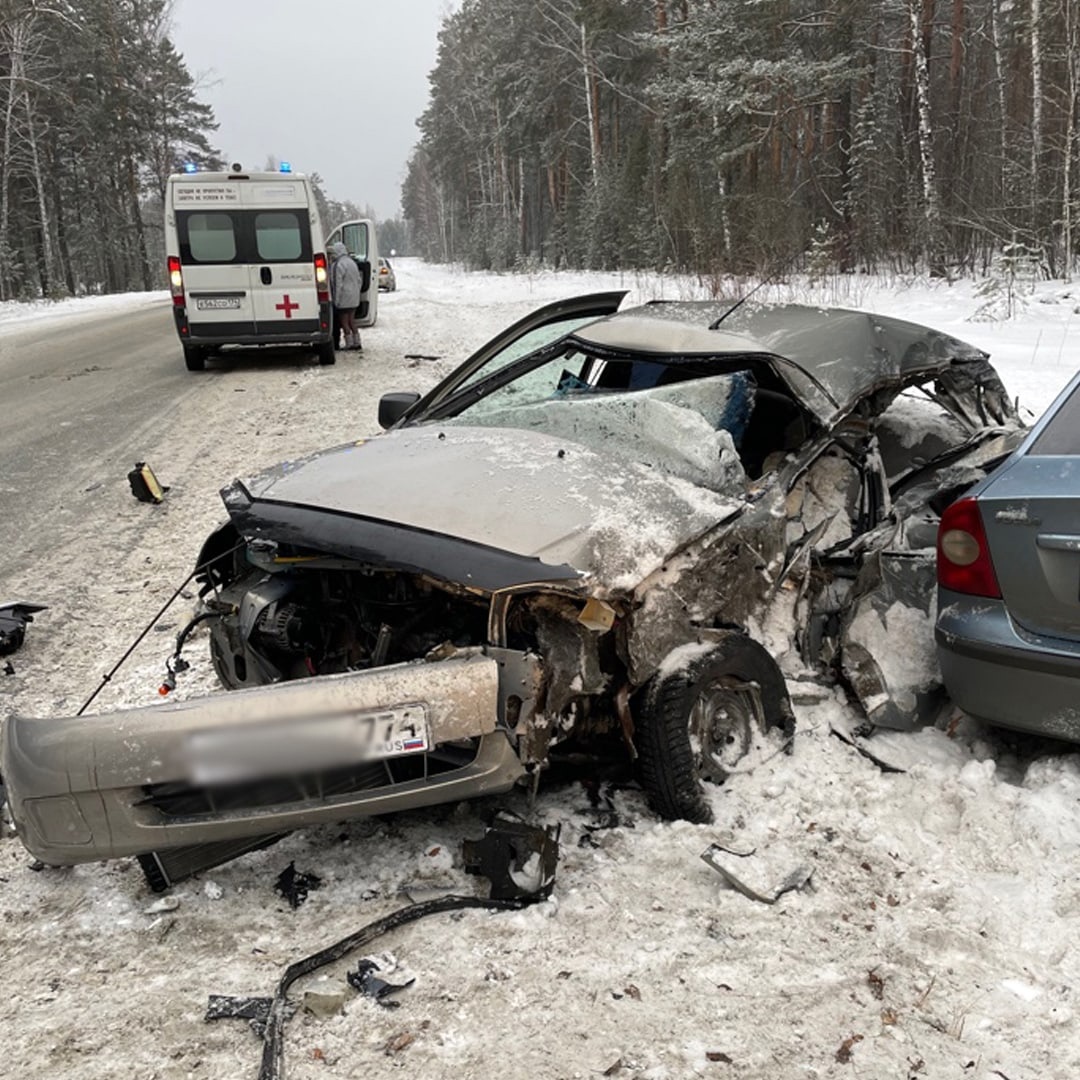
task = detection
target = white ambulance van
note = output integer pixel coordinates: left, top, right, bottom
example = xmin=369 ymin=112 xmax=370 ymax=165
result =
xmin=165 ymin=164 xmax=335 ymax=370
xmin=325 ymin=216 xmax=379 ymax=327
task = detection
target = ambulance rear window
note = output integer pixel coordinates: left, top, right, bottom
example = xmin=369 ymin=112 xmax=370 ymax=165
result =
xmin=255 ymin=212 xmax=303 ymax=261
xmin=187 ymin=213 xmax=236 ymax=261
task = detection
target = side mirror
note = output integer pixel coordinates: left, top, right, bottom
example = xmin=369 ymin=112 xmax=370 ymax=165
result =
xmin=378 ymin=391 xmax=420 ymax=429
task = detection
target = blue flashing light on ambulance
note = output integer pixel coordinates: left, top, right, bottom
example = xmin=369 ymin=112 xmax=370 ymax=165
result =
xmin=164 ymin=162 xmax=377 ymax=371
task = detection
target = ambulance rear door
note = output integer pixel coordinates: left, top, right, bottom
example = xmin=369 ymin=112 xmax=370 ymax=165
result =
xmin=244 ymin=180 xmax=321 ymax=338
xmin=173 ymin=181 xmax=255 ymax=336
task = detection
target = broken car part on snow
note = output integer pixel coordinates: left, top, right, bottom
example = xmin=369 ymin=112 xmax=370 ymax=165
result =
xmin=127 ymin=461 xmax=169 ymax=504
xmin=0 ymin=602 xmax=47 ymax=656
xmin=1 ymin=296 xmax=1026 ymax=877
xmin=206 ymin=820 xmax=558 ymax=1080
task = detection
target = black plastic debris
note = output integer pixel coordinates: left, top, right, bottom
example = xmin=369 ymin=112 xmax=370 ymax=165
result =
xmin=0 ymin=602 xmax=47 ymax=656
xmin=462 ymin=818 xmax=560 ymax=900
xmin=346 ymin=956 xmax=415 ymax=1008
xmin=274 ymin=862 xmax=322 ymax=909
xmin=127 ymin=461 xmax=169 ymax=504
xmin=578 ymin=786 xmax=633 ymax=848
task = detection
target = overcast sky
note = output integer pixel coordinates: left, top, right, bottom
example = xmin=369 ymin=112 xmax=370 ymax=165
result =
xmin=167 ymin=0 xmax=458 ymax=220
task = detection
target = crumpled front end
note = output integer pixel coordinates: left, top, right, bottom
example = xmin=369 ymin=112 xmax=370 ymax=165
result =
xmin=2 ymin=650 xmax=533 ymax=865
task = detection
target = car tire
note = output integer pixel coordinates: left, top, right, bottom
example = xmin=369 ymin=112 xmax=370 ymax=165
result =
xmin=183 ymin=344 xmax=206 ymax=372
xmin=317 ymin=340 xmax=336 ymax=366
xmin=635 ymin=635 xmax=794 ymax=823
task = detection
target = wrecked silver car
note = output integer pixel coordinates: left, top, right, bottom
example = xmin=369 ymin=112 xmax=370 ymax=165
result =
xmin=2 ymin=293 xmax=1025 ymax=884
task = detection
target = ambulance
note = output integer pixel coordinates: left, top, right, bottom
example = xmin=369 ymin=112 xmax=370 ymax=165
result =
xmin=164 ymin=164 xmax=376 ymax=371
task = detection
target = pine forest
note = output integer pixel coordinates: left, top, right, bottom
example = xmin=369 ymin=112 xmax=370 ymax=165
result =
xmin=2 ymin=0 xmax=1078 ymax=299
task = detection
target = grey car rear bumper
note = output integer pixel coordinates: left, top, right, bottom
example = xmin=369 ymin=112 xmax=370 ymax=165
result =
xmin=936 ymin=588 xmax=1080 ymax=740
xmin=2 ymin=651 xmax=529 ymax=864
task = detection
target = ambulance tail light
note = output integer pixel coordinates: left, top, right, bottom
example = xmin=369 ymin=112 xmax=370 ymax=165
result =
xmin=168 ymin=256 xmax=185 ymax=307
xmin=314 ymin=252 xmax=329 ymax=303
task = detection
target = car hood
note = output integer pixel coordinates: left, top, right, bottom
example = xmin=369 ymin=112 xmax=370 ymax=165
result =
xmin=225 ymin=425 xmax=742 ymax=592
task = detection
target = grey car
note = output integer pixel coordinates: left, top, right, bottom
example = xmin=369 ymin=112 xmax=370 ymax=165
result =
xmin=377 ymin=257 xmax=396 ymax=291
xmin=2 ymin=293 xmax=1026 ymax=887
xmin=936 ymin=369 xmax=1080 ymax=740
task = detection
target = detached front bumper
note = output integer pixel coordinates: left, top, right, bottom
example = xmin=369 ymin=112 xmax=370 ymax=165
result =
xmin=2 ymin=651 xmax=533 ymax=865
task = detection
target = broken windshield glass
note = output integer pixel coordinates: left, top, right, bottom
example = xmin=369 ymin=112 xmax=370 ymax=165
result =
xmin=443 ymin=365 xmax=754 ymax=494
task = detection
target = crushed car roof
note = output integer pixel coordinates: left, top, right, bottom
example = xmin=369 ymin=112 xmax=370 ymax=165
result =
xmin=573 ymin=302 xmax=992 ymax=424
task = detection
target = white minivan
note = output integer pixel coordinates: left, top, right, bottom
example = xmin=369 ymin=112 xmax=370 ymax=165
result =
xmin=165 ymin=165 xmax=377 ymax=370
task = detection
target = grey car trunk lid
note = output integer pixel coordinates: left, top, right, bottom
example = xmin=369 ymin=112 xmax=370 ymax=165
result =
xmin=979 ymin=455 xmax=1080 ymax=643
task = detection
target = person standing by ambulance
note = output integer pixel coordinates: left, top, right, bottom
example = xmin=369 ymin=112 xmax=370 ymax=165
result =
xmin=329 ymin=242 xmax=362 ymax=350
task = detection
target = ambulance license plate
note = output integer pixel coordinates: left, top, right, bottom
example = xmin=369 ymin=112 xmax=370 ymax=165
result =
xmin=195 ymin=297 xmax=241 ymax=310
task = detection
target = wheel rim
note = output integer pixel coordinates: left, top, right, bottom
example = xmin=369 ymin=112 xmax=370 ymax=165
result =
xmin=688 ymin=675 xmax=764 ymax=782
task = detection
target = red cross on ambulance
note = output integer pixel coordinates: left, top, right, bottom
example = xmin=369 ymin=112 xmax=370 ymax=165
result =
xmin=275 ymin=294 xmax=299 ymax=319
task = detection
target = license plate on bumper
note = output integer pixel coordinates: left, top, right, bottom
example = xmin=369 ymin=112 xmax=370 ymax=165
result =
xmin=194 ymin=296 xmax=242 ymax=310
xmin=185 ymin=703 xmax=431 ymax=784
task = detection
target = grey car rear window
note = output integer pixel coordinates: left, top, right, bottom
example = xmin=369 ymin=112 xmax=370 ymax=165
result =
xmin=1028 ymin=382 xmax=1080 ymax=455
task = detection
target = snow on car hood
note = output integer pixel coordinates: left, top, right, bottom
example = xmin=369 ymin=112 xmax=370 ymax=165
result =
xmin=233 ymin=425 xmax=742 ymax=591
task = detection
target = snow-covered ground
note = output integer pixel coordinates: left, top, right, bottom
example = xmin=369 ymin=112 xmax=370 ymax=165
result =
xmin=2 ymin=261 xmax=1079 ymax=1080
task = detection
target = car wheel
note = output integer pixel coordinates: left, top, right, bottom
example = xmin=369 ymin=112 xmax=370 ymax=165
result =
xmin=183 ymin=344 xmax=206 ymax=371
xmin=317 ymin=340 xmax=336 ymax=366
xmin=635 ymin=635 xmax=793 ymax=823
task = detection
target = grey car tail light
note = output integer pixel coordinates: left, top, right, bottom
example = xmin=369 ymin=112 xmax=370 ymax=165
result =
xmin=937 ymin=497 xmax=1001 ymax=598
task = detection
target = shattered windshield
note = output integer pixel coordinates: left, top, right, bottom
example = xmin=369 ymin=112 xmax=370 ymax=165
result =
xmin=440 ymin=347 xmax=755 ymax=494
xmin=450 ymin=315 xmax=609 ymax=396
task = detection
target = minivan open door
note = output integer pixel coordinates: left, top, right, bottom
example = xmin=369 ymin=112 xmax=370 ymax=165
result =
xmin=326 ymin=217 xmax=379 ymax=327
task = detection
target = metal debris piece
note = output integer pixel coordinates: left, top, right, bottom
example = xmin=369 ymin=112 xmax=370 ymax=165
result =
xmin=0 ymin=602 xmax=47 ymax=656
xmin=700 ymin=843 xmax=813 ymax=905
xmin=462 ymin=819 xmax=560 ymax=900
xmin=828 ymin=714 xmax=908 ymax=774
xmin=274 ymin=862 xmax=322 ymax=909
